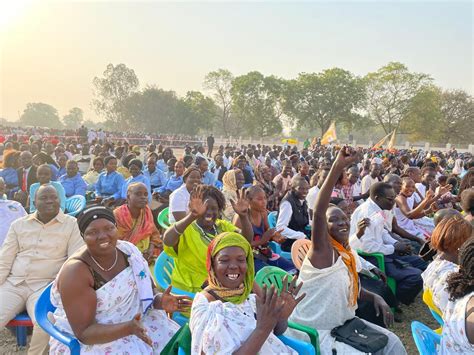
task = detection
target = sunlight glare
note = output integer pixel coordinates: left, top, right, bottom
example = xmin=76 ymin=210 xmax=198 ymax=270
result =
xmin=0 ymin=0 xmax=34 ymax=30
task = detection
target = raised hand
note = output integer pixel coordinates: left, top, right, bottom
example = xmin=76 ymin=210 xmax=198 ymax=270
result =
xmin=356 ymin=218 xmax=370 ymax=239
xmin=334 ymin=146 xmax=359 ymax=170
xmin=128 ymin=313 xmax=152 ymax=346
xmin=230 ymin=189 xmax=250 ymax=216
xmin=189 ymin=187 xmax=208 ymax=218
xmin=255 ymin=285 xmax=284 ymax=333
xmin=437 ymin=184 xmax=452 ymax=197
xmin=159 ymin=286 xmax=193 ymax=313
xmin=261 ymin=228 xmax=280 ymax=244
xmin=425 ymin=189 xmax=435 ymax=201
xmin=278 ymin=275 xmax=306 ymax=320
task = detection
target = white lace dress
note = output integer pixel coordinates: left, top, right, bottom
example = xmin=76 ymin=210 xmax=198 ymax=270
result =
xmin=421 ymin=257 xmax=458 ymax=312
xmin=190 ymin=292 xmax=296 ymax=354
xmin=440 ymin=292 xmax=474 ymax=354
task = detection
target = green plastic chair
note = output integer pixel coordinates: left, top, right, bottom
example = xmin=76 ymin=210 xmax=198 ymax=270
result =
xmin=255 ymin=266 xmax=321 ymax=354
xmin=357 ymin=250 xmax=397 ymax=295
xmin=255 ymin=266 xmax=293 ymax=295
xmin=158 ymin=207 xmax=170 ymax=229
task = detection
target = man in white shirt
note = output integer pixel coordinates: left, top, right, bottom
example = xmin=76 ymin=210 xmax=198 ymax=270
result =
xmin=0 ymin=185 xmax=84 ymax=354
xmin=223 ymin=147 xmax=234 ymax=170
xmin=361 ymin=162 xmax=381 ymax=194
xmin=87 ymin=129 xmax=97 ymax=144
xmin=350 ymin=182 xmax=426 ymax=305
xmin=276 ymin=176 xmax=309 ymax=252
xmin=306 ymin=166 xmax=330 ymax=216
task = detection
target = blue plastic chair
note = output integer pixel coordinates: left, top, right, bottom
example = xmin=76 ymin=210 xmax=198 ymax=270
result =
xmin=6 ymin=312 xmax=33 ymax=347
xmin=153 ymin=252 xmax=195 ymax=326
xmin=153 ymin=252 xmax=195 ymax=298
xmin=65 ymin=195 xmax=86 ymax=217
xmin=268 ymin=211 xmax=278 ymax=228
xmin=266 ymin=211 xmax=292 ymax=260
xmin=429 ymin=308 xmax=444 ymax=328
xmin=411 ymin=321 xmax=441 ymax=355
xmin=178 ymin=334 xmax=315 ymax=355
xmin=269 ymin=241 xmax=292 ymax=260
xmin=35 ymin=283 xmax=81 ymax=355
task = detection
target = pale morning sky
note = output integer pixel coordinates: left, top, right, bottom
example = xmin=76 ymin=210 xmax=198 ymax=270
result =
xmin=0 ymin=0 xmax=472 ymax=122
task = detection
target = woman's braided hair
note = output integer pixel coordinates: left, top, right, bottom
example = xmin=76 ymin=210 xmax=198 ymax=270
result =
xmin=446 ymin=238 xmax=474 ymax=301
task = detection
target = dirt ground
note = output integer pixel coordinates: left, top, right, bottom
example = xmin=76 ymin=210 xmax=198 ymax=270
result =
xmin=0 ymin=293 xmax=439 ymax=355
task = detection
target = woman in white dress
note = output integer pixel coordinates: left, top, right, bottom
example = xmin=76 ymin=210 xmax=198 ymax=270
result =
xmin=50 ymin=206 xmax=192 ymax=354
xmin=287 ymin=147 xmax=406 ymax=354
xmin=422 ymin=215 xmax=472 ymax=313
xmin=440 ymin=238 xmax=474 ymax=354
xmin=190 ymin=232 xmax=305 ymax=354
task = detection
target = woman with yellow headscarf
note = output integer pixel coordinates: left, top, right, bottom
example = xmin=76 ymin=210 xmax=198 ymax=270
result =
xmin=189 ymin=232 xmax=305 ymax=354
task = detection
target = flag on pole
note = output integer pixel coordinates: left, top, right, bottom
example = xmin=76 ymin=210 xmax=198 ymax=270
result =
xmin=321 ymin=122 xmax=337 ymax=145
xmin=387 ymin=129 xmax=397 ymax=150
xmin=372 ymin=131 xmax=393 ymax=149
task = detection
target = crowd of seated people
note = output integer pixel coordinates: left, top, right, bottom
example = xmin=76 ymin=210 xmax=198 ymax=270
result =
xmin=0 ymin=127 xmax=473 ymax=354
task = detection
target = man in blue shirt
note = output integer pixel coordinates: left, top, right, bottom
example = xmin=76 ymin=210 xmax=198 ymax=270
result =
xmin=59 ymin=160 xmax=87 ymax=197
xmin=196 ymin=156 xmax=216 ymax=186
xmin=144 ymin=157 xmax=166 ymax=190
xmin=95 ymin=156 xmax=125 ymax=203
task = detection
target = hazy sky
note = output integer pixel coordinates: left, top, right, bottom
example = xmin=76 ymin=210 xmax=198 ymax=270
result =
xmin=0 ymin=0 xmax=472 ymax=122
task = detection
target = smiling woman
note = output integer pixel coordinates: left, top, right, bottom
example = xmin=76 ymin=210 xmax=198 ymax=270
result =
xmin=162 ymin=184 xmax=254 ymax=293
xmin=49 ymin=206 xmax=188 ymax=354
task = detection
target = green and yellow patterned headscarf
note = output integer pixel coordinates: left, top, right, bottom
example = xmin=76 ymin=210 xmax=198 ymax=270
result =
xmin=205 ymin=232 xmax=254 ymax=304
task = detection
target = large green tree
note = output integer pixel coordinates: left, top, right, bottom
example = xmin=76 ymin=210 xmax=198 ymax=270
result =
xmin=231 ymin=71 xmax=284 ymax=137
xmin=283 ymin=68 xmax=365 ymax=134
xmin=365 ymin=62 xmax=432 ymax=134
xmin=19 ymin=103 xmax=63 ymax=128
xmin=92 ymin=63 xmax=139 ymax=129
xmin=203 ymin=69 xmax=234 ymax=136
xmin=121 ymin=86 xmax=180 ymax=133
xmin=405 ymin=87 xmax=473 ymax=144
xmin=183 ymin=91 xmax=218 ymax=133
xmin=62 ymin=107 xmax=84 ymax=129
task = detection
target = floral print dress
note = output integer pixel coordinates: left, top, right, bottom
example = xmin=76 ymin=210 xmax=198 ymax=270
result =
xmin=49 ymin=241 xmax=180 ymax=354
xmin=440 ymin=292 xmax=474 ymax=354
xmin=189 ymin=292 xmax=296 ymax=354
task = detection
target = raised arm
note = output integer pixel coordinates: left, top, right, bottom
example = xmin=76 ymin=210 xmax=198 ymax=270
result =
xmin=310 ymin=147 xmax=358 ymax=268
xmin=396 ymin=193 xmax=431 ymax=219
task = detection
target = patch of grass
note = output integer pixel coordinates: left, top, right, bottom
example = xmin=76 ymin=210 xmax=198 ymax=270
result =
xmin=391 ymin=294 xmax=439 ymax=355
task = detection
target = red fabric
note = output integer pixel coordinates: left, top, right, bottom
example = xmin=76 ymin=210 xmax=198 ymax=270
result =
xmin=22 ymin=170 xmax=27 ymax=192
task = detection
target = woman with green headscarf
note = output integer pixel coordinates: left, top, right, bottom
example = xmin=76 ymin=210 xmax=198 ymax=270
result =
xmin=189 ymin=232 xmax=305 ymax=354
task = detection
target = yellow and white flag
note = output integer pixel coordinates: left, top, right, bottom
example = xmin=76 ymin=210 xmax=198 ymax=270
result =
xmin=321 ymin=122 xmax=337 ymax=145
xmin=372 ymin=131 xmax=393 ymax=149
xmin=387 ymin=129 xmax=397 ymax=150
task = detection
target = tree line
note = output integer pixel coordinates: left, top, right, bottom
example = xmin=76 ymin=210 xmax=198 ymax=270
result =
xmin=15 ymin=62 xmax=473 ymax=144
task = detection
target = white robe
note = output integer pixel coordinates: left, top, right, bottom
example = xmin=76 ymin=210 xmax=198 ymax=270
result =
xmin=286 ymin=254 xmax=407 ymax=354
xmin=190 ymin=292 xmax=296 ymax=354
